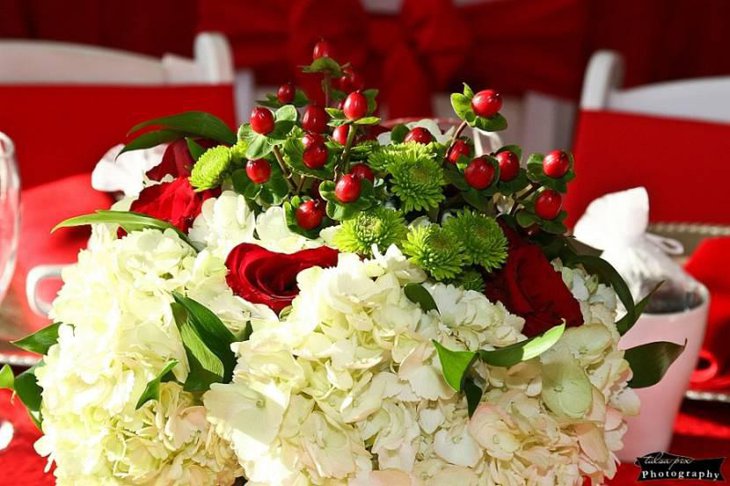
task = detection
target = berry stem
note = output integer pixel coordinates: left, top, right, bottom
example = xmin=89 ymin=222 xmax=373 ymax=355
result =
xmin=323 ymin=73 xmax=332 ymax=107
xmin=339 ymin=124 xmax=358 ymax=174
xmin=509 ymin=183 xmax=540 ymax=215
xmin=295 ymin=175 xmax=307 ymax=193
xmin=272 ymin=146 xmax=296 ymax=191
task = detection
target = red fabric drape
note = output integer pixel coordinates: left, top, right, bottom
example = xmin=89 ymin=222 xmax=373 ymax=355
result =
xmin=566 ymin=110 xmax=730 ymax=227
xmin=0 ymin=84 xmax=236 ymax=189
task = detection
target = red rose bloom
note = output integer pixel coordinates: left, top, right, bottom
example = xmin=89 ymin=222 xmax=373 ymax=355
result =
xmin=146 ymin=139 xmax=216 ymax=181
xmin=484 ymin=225 xmax=583 ymax=337
xmin=129 ymin=177 xmax=217 ymax=233
xmin=225 ymin=243 xmax=339 ymax=313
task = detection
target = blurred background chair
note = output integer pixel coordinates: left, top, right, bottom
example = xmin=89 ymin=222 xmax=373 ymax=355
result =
xmin=566 ymin=50 xmax=730 ymax=227
xmin=0 ymin=32 xmax=238 ymax=334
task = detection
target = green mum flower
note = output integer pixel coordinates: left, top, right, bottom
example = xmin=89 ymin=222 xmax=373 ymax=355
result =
xmin=230 ymin=140 xmax=248 ymax=163
xmin=332 ymin=207 xmax=407 ymax=256
xmin=368 ymin=143 xmax=438 ymax=171
xmin=402 ymin=224 xmax=465 ymax=280
xmin=443 ymin=209 xmax=507 ymax=270
xmin=446 ymin=268 xmax=485 ymax=292
xmin=387 ymin=152 xmax=446 ymax=213
xmin=189 ymin=145 xmax=232 ymax=191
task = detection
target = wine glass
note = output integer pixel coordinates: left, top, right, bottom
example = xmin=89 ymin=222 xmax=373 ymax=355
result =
xmin=0 ymin=132 xmax=20 ymax=306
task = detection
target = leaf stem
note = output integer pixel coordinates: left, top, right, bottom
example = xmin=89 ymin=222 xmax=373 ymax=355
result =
xmin=509 ymin=183 xmax=540 ymax=216
xmin=272 ymin=146 xmax=296 ymax=191
xmin=295 ymin=175 xmax=307 ymax=194
xmin=445 ymin=120 xmax=469 ymax=163
xmin=339 ymin=124 xmax=358 ymax=174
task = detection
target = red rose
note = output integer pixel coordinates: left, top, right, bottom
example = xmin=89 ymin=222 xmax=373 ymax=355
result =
xmin=484 ymin=226 xmax=583 ymax=337
xmin=225 ymin=243 xmax=339 ymax=313
xmin=146 ymin=139 xmax=216 ymax=181
xmin=129 ymin=177 xmax=217 ymax=233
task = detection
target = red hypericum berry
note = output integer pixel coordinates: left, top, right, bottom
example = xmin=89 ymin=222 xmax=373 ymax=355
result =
xmin=246 ymin=159 xmax=271 ymax=184
xmin=335 ymin=174 xmax=362 ymax=203
xmin=535 ymin=189 xmax=563 ymax=220
xmin=343 ymin=91 xmax=368 ymax=120
xmin=296 ymin=199 xmax=325 ymax=230
xmin=313 ymin=39 xmax=333 ymax=60
xmin=302 ymin=105 xmax=329 ymax=133
xmin=302 ymin=132 xmax=324 ymax=149
xmin=303 ymin=143 xmax=328 ymax=169
xmin=471 ymin=89 xmax=502 ymax=118
xmin=447 ymin=139 xmax=471 ymax=164
xmin=250 ymin=107 xmax=275 ymax=135
xmin=496 ymin=150 xmax=520 ymax=182
xmin=332 ymin=125 xmax=349 ymax=145
xmin=542 ymin=150 xmax=570 ymax=178
xmin=347 ymin=70 xmax=365 ymax=91
xmin=350 ymin=163 xmax=374 ymax=183
xmin=277 ymin=82 xmax=295 ymax=104
xmin=404 ymin=127 xmax=434 ymax=144
xmin=464 ymin=156 xmax=496 ymax=190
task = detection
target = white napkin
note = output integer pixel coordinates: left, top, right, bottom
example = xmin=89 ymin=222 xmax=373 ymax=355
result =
xmin=574 ymin=187 xmax=692 ymax=301
xmin=91 ymin=144 xmax=166 ymax=197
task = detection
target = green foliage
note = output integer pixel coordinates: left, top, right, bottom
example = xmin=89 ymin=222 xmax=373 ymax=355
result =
xmin=53 ymin=210 xmax=193 ymax=246
xmin=331 ymin=207 xmax=407 ymax=256
xmin=136 ymin=359 xmax=178 ymax=409
xmin=445 ymin=268 xmax=485 ymax=292
xmin=443 ymin=210 xmax=507 ymax=270
xmin=403 ymin=225 xmax=465 ymax=280
xmin=189 ymin=145 xmax=232 ymax=191
xmin=12 ymin=323 xmax=61 ymax=355
xmin=432 ymin=341 xmax=477 ymax=392
xmin=479 ymin=324 xmax=566 ymax=366
xmin=624 ymin=341 xmax=685 ymax=388
xmin=404 ymin=283 xmax=439 ymax=312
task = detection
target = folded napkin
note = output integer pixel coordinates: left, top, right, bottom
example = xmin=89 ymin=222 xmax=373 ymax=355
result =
xmin=686 ymin=237 xmax=730 ymax=390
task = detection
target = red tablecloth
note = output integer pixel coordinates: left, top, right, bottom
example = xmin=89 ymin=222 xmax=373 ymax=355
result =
xmin=1 ymin=388 xmax=727 ymax=485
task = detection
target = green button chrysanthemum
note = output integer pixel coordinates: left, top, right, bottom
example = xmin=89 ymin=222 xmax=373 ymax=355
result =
xmin=402 ymin=224 xmax=465 ymax=281
xmin=189 ymin=145 xmax=232 ymax=191
xmin=446 ymin=267 xmax=486 ymax=292
xmin=332 ymin=207 xmax=407 ymax=256
xmin=388 ymin=158 xmax=445 ymax=214
xmin=443 ymin=210 xmax=508 ymax=271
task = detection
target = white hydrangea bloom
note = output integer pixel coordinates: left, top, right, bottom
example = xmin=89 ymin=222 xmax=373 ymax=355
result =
xmin=207 ymin=250 xmax=635 ymax=485
xmin=36 ymin=228 xmax=244 ymax=485
xmin=189 ymin=190 xmax=256 ymax=259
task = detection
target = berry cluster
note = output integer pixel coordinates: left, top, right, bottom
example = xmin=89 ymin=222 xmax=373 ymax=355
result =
xmin=187 ymin=39 xmax=575 ymax=281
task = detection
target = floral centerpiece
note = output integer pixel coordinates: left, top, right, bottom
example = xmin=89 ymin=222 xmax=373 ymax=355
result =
xmin=1 ymin=40 xmax=682 ymax=485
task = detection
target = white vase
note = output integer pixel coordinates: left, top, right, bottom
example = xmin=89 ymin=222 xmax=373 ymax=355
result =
xmin=616 ymin=284 xmax=710 ymax=462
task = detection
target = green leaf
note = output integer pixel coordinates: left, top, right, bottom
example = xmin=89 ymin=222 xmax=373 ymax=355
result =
xmin=172 ymin=293 xmax=236 ymax=381
xmin=245 ymin=133 xmax=272 ymax=159
xmin=267 ymin=121 xmax=295 ymax=141
xmin=471 ymin=113 xmax=508 ymax=132
xmin=432 ymin=341 xmax=477 ymax=392
xmin=275 ymin=105 xmax=298 ymax=122
xmin=463 ymin=377 xmax=482 ymax=417
xmin=172 ymin=303 xmax=227 ymax=392
xmin=479 ymin=323 xmax=566 ymax=367
xmin=462 ymin=83 xmax=475 ymax=98
xmin=625 ymin=341 xmax=685 ymax=388
xmin=362 ymin=89 xmax=378 ymax=114
xmin=12 ymin=323 xmax=61 ymax=355
xmin=15 ymin=364 xmax=42 ymax=412
xmin=515 ymin=210 xmax=538 ymax=228
xmin=128 ymin=111 xmax=236 ymax=145
xmin=0 ymin=364 xmax=14 ymax=390
xmin=325 ymin=107 xmax=344 ymax=118
xmin=616 ymin=282 xmax=663 ymax=335
xmin=136 ymin=359 xmax=178 ymax=409
xmin=119 ymin=129 xmax=182 ymax=156
xmin=302 ymin=56 xmax=343 ymax=76
xmin=354 ymin=116 xmax=381 ymax=126
xmin=293 ymin=89 xmax=309 ymax=107
xmin=404 ymin=283 xmax=438 ymax=312
xmin=450 ymin=93 xmax=472 ymax=121
xmin=53 ymin=210 xmax=192 ymax=246
xmin=390 ymin=124 xmax=409 ymax=143
xmin=185 ymin=138 xmax=206 ymax=161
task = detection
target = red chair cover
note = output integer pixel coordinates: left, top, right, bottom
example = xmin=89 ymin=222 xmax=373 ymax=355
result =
xmin=566 ymin=110 xmax=730 ymax=227
xmin=0 ymin=84 xmax=236 ymax=189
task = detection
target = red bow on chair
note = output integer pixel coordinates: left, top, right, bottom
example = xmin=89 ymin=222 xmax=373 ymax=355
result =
xmin=198 ymin=0 xmax=471 ymax=118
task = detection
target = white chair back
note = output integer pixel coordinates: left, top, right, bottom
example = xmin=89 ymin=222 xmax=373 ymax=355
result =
xmin=581 ymin=50 xmax=730 ymax=123
xmin=0 ymin=32 xmax=234 ymax=85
